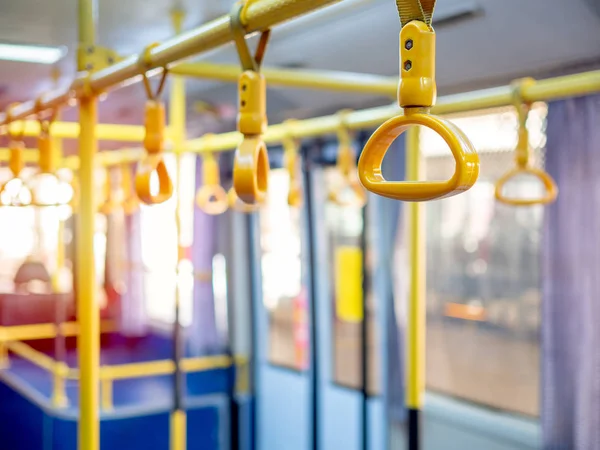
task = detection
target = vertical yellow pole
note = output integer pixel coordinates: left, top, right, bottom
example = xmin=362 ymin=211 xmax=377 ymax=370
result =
xmin=405 ymin=127 xmax=425 ymax=450
xmin=170 ymin=9 xmax=187 ymax=450
xmin=78 ymin=0 xmax=99 ymax=449
xmin=77 ymin=96 xmax=100 ymax=450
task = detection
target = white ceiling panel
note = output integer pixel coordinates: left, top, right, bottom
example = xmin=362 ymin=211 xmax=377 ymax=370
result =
xmin=0 ymin=0 xmax=598 ymax=132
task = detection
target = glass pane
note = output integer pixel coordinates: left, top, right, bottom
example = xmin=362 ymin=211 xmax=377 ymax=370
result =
xmin=261 ymin=169 xmax=308 ymax=370
xmin=324 ymin=168 xmax=379 ymax=394
xmin=424 ymin=106 xmax=546 ymax=417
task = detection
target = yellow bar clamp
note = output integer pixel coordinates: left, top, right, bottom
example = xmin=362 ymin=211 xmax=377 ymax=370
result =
xmin=0 ymin=105 xmax=32 ymax=207
xmin=196 ymin=134 xmax=228 ymax=215
xmin=135 ymin=45 xmax=173 ymax=205
xmin=495 ymin=78 xmax=558 ymax=206
xmin=358 ymin=4 xmax=479 ymax=201
xmin=231 ymin=1 xmax=271 ymax=205
xmin=329 ymin=110 xmax=367 ymax=207
xmin=121 ymin=163 xmax=140 ymax=215
xmin=282 ymin=120 xmax=303 ymax=208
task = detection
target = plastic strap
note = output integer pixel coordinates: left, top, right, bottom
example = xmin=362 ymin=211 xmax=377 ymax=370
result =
xmin=230 ymin=1 xmax=271 ymax=73
xmin=396 ymin=0 xmax=436 ymax=27
xmin=139 ymin=43 xmax=168 ymax=101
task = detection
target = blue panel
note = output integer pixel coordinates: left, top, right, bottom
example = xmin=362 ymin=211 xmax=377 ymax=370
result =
xmin=237 ymin=396 xmax=254 ymax=450
xmin=52 ymin=413 xmax=170 ymax=450
xmin=0 ymin=381 xmax=45 ymax=450
xmin=187 ymin=406 xmax=222 ymax=450
xmin=258 ymin=367 xmax=310 ymax=450
xmin=368 ymin=397 xmax=385 ymax=450
xmin=320 ymin=386 xmax=361 ymax=450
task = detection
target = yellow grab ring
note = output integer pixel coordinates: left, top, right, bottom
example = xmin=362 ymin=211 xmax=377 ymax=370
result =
xmin=494 ymin=78 xmax=558 ymax=206
xmin=328 ymin=179 xmax=367 ymax=208
xmin=228 ymin=187 xmax=260 ymax=213
xmin=358 ymin=111 xmax=479 ymax=201
xmin=197 ymin=185 xmax=229 ymax=215
xmin=135 ymin=154 xmax=173 ymax=205
xmin=494 ymin=166 xmax=558 ymax=206
xmin=233 ymin=137 xmax=269 ymax=205
xmin=196 ymin=152 xmax=228 ymax=215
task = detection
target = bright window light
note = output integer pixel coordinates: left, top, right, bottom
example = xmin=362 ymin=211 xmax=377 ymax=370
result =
xmin=0 ymin=43 xmax=66 ymax=64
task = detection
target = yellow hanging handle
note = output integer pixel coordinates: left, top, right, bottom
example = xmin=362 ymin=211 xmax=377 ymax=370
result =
xmin=282 ymin=120 xmax=303 ymax=208
xmin=6 ymin=103 xmax=26 ymax=178
xmin=36 ymin=103 xmax=59 ymax=174
xmin=100 ymin=167 xmax=120 ymax=215
xmin=0 ymin=104 xmax=32 ymax=207
xmin=329 ymin=110 xmax=367 ymax=207
xmin=231 ymin=1 xmax=271 ymax=205
xmin=135 ymin=45 xmax=173 ymax=205
xmin=358 ymin=13 xmax=479 ymax=201
xmin=196 ymin=135 xmax=228 ymax=215
xmin=494 ymin=79 xmax=558 ymax=206
xmin=121 ymin=163 xmax=140 ymax=215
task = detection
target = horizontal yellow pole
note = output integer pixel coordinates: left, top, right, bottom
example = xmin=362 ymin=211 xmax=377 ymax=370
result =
xmin=180 ymin=355 xmax=232 ymax=372
xmin=100 ymin=359 xmax=175 ymax=380
xmin=186 ymin=69 xmax=600 ymax=153
xmin=10 ymin=121 xmax=148 ymax=142
xmin=0 ymin=0 xmax=341 ymax=125
xmin=6 ymin=340 xmax=57 ymax=372
xmin=172 ymin=62 xmax=397 ymax=96
xmin=99 ymin=355 xmax=236 ymax=381
xmin=0 ymin=320 xmax=116 ymax=342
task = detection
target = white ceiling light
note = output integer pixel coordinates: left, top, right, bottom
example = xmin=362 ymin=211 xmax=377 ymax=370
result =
xmin=0 ymin=43 xmax=67 ymax=64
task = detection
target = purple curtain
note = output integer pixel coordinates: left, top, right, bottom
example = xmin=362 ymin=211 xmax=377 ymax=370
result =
xmin=190 ymin=155 xmax=222 ymax=355
xmin=542 ymin=94 xmax=600 ymax=450
xmin=120 ymin=165 xmax=147 ymax=336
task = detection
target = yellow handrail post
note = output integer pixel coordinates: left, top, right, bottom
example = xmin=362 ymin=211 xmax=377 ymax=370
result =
xmin=170 ymin=8 xmax=187 ymax=450
xmin=52 ymin=362 xmax=69 ymax=408
xmin=405 ymin=126 xmax=426 ymax=446
xmin=0 ymin=340 xmax=8 ymax=370
xmin=100 ymin=376 xmax=114 ymax=411
xmin=77 ymin=0 xmax=100 ymax=448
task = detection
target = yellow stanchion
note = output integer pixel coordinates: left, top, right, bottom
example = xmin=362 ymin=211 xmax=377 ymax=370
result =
xmin=405 ymin=126 xmax=426 ymax=415
xmin=77 ymin=93 xmax=100 ymax=450
xmin=170 ymin=9 xmax=187 ymax=450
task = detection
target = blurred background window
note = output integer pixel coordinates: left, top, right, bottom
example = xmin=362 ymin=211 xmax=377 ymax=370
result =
xmin=422 ymin=105 xmax=547 ymax=417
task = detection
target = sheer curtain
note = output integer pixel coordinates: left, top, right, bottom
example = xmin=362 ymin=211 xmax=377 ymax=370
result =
xmin=542 ymin=94 xmax=600 ymax=450
xmin=190 ymin=155 xmax=221 ymax=355
xmin=120 ymin=172 xmax=147 ymax=336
